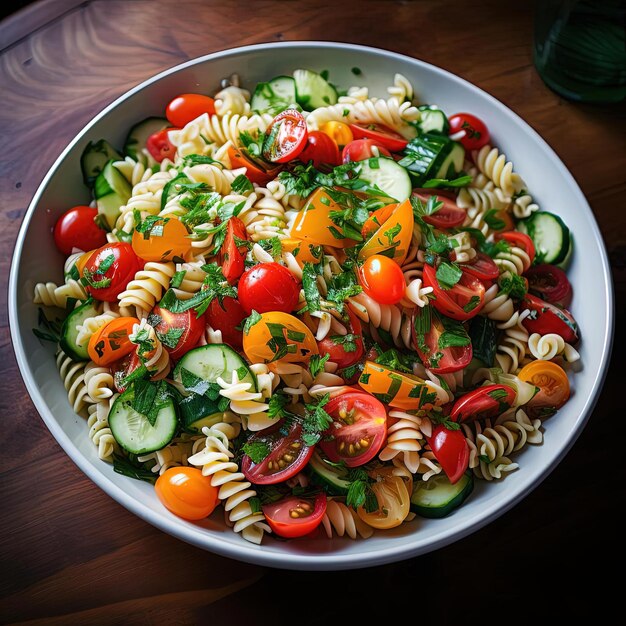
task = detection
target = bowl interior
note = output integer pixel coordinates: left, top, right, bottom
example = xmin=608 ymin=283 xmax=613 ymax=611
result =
xmin=10 ymin=42 xmax=613 ymax=570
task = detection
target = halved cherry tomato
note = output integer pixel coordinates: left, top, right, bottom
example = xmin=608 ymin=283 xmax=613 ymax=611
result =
xmin=146 ymin=128 xmax=177 ymax=163
xmin=280 ymin=238 xmax=322 ymax=267
xmin=88 ymin=316 xmax=140 ymax=366
xmin=155 ymin=467 xmax=219 ymax=521
xmin=149 ymin=305 xmax=205 ymax=360
xmin=238 ymin=262 xmax=300 ymax=314
xmin=423 ymin=263 xmax=485 ymax=321
xmin=518 ymin=360 xmax=570 ymax=413
xmin=205 ymin=296 xmax=246 ymax=350
xmin=83 ymin=242 xmax=143 ymax=302
xmin=426 ymin=425 xmax=470 ymax=484
xmin=342 ymin=138 xmax=392 ymax=163
xmin=263 ymin=109 xmax=308 ymax=163
xmin=243 ymin=311 xmax=318 ymax=364
xmin=320 ymin=121 xmax=353 ymax=147
xmin=217 ymin=217 xmax=248 ymax=285
xmin=166 ymin=94 xmax=216 ymax=127
xmin=358 ymin=361 xmax=444 ymax=410
xmin=459 ymin=251 xmax=500 ymax=282
xmin=412 ymin=306 xmax=473 ymax=374
xmin=450 ymin=384 xmax=516 ymax=423
xmin=449 ymin=113 xmax=490 ymax=151
xmin=262 ymin=492 xmax=327 ymax=538
xmin=495 ymin=231 xmax=536 ymax=271
xmin=227 ymin=146 xmax=281 ymax=185
xmin=54 ymin=206 xmax=107 ymax=255
xmin=358 ymin=255 xmax=405 ymax=304
xmin=298 ymin=130 xmax=341 ymax=168
xmin=359 ymin=198 xmax=414 ymax=263
xmin=241 ymin=420 xmax=314 ymax=485
xmin=526 ymin=264 xmax=572 ymax=309
xmin=131 ymin=217 xmax=192 ymax=262
xmin=112 ymin=350 xmax=141 ymax=393
xmin=521 ymin=294 xmax=579 ymax=344
xmin=361 ymin=203 xmax=397 ymax=239
xmin=350 ymin=123 xmax=408 ymax=152
xmin=357 ymin=469 xmax=411 ymax=529
xmin=412 ymin=190 xmax=466 ymax=229
xmin=319 ymin=390 xmax=387 ymax=467
xmin=316 ymin=305 xmax=364 ymax=369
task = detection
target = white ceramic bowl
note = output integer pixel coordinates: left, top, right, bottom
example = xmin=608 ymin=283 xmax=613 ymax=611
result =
xmin=9 ymin=42 xmax=614 ymax=570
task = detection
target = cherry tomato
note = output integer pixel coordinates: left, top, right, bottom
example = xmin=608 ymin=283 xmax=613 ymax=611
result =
xmin=205 ymin=296 xmax=247 ymax=350
xmin=358 ymin=255 xmax=405 ymax=305
xmin=262 ymin=109 xmax=308 ymax=163
xmin=83 ymin=242 xmax=143 ymax=302
xmin=320 ymin=121 xmax=353 ymax=147
xmin=298 ymin=130 xmax=341 ymax=168
xmin=53 ymin=206 xmax=107 ymax=256
xmin=319 ymin=390 xmax=387 ymax=467
xmin=526 ymin=264 xmax=572 ymax=308
xmin=449 ymin=113 xmax=490 ymax=151
xmin=155 ymin=467 xmax=219 ymax=521
xmin=291 ymin=188 xmax=351 ymax=248
xmin=426 ymin=425 xmax=470 ymax=484
xmin=166 ymin=94 xmax=216 ymax=128
xmin=518 ymin=360 xmax=570 ymax=413
xmin=521 ymin=294 xmax=579 ymax=344
xmin=238 ymin=262 xmax=300 ymax=315
xmin=412 ymin=190 xmax=466 ymax=229
xmin=112 ymin=350 xmax=141 ymax=393
xmin=88 ymin=316 xmax=140 ymax=366
xmin=262 ymin=492 xmax=327 ymax=538
xmin=150 ymin=305 xmax=205 ymax=360
xmin=450 ymin=385 xmax=516 ymax=423
xmin=218 ymin=217 xmax=248 ymax=285
xmin=342 ymin=138 xmax=392 ymax=163
xmin=495 ymin=231 xmax=536 ymax=272
xmin=357 ymin=470 xmax=411 ymax=529
xmin=361 ymin=203 xmax=397 ymax=239
xmin=349 ymin=123 xmax=408 ymax=152
xmin=146 ymin=128 xmax=177 ymax=163
xmin=316 ymin=305 xmax=364 ymax=369
xmin=241 ymin=420 xmax=314 ymax=485
xmin=459 ymin=251 xmax=500 ymax=282
xmin=423 ymin=263 xmax=485 ymax=321
xmin=131 ymin=217 xmax=192 ymax=262
xmin=280 ymin=238 xmax=323 ymax=268
xmin=227 ymin=146 xmax=281 ymax=186
xmin=412 ymin=306 xmax=473 ymax=374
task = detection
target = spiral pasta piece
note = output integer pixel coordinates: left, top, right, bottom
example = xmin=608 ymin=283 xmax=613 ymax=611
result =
xmin=268 ymin=361 xmax=344 ymax=405
xmin=379 ymin=410 xmax=429 ymax=473
xmin=527 ymin=333 xmax=580 ymax=363
xmin=75 ymin=310 xmax=119 ymax=349
xmin=56 ymin=350 xmax=91 ymax=416
xmin=217 ymin=370 xmax=274 ymax=431
xmin=213 ymin=85 xmax=251 ymax=117
xmin=387 ymin=73 xmax=414 ymax=104
xmin=481 ymin=283 xmax=516 ymax=322
xmin=512 ymin=192 xmax=539 ymax=219
xmin=494 ymin=244 xmax=532 ymax=275
xmin=129 ymin=319 xmax=171 ymax=379
xmin=321 ymin=500 xmax=374 ymax=540
xmin=495 ymin=309 xmax=531 ymax=374
xmin=86 ymin=394 xmax=119 ymax=461
xmin=472 ymin=145 xmax=525 ymax=198
xmin=170 ymin=256 xmax=208 ymax=300
xmin=84 ymin=362 xmax=115 ymax=402
xmin=449 ymin=231 xmax=477 ymax=263
xmin=137 ymin=433 xmax=202 ymax=474
xmin=457 ymin=184 xmax=509 ymax=213
xmin=34 ymin=279 xmax=87 ymax=309
xmin=117 ymin=262 xmax=175 ymax=316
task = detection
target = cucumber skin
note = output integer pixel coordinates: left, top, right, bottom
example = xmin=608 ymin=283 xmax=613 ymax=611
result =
xmin=410 ymin=472 xmax=474 ymax=518
xmin=518 ymin=211 xmax=571 ymax=265
xmin=59 ymin=299 xmax=100 ymax=362
xmin=308 ymin=453 xmax=351 ymax=495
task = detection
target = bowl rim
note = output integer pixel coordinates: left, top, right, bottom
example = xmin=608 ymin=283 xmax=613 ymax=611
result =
xmin=9 ymin=40 xmax=615 ymax=570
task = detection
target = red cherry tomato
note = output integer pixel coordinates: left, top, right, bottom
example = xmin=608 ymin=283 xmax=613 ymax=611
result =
xmin=319 ymin=390 xmax=387 ymax=468
xmin=423 ymin=263 xmax=485 ymax=321
xmin=241 ymin=420 xmax=314 ymax=485
xmin=298 ymin=130 xmax=341 ymax=168
xmin=459 ymin=252 xmax=500 ymax=282
xmin=205 ymin=296 xmax=247 ymax=350
xmin=412 ymin=190 xmax=466 ymax=229
xmin=495 ymin=231 xmax=536 ymax=272
xmin=426 ymin=425 xmax=470 ymax=484
xmin=449 ymin=113 xmax=490 ymax=151
xmin=166 ymin=94 xmax=216 ymax=128
xmin=150 ymin=305 xmax=205 ymax=360
xmin=349 ymin=123 xmax=408 ymax=152
xmin=112 ymin=350 xmax=141 ymax=393
xmin=358 ymin=255 xmax=405 ymax=305
xmin=237 ymin=262 xmax=301 ymax=315
xmin=146 ymin=128 xmax=178 ymax=163
xmin=521 ymin=294 xmax=579 ymax=344
xmin=227 ymin=146 xmax=281 ymax=185
xmin=262 ymin=109 xmax=308 ymax=163
xmin=525 ymin=264 xmax=573 ymax=309
xmin=412 ymin=306 xmax=473 ymax=374
xmin=83 ymin=242 xmax=143 ymax=302
xmin=342 ymin=138 xmax=392 ymax=163
xmin=218 ymin=217 xmax=248 ymax=285
xmin=53 ymin=206 xmax=107 ymax=256
xmin=450 ymin=385 xmax=517 ymax=423
xmin=155 ymin=467 xmax=219 ymax=521
xmin=316 ymin=305 xmax=364 ymax=369
xmin=262 ymin=492 xmax=327 ymax=539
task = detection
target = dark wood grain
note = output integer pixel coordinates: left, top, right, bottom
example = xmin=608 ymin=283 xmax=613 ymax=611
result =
xmin=1 ymin=1 xmax=624 ymax=623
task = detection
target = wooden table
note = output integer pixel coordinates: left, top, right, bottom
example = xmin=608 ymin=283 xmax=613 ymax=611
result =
xmin=1 ymin=1 xmax=624 ymax=623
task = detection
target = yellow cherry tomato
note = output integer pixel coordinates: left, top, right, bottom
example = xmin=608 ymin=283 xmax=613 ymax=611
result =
xmin=320 ymin=121 xmax=354 ymax=147
xmin=243 ymin=312 xmax=318 ymax=364
xmin=281 ymin=238 xmax=322 ymax=267
xmin=131 ymin=217 xmax=193 ymax=262
xmin=359 ymin=198 xmax=414 ymax=264
xmin=358 ymin=361 xmax=444 ymax=410
xmin=357 ymin=471 xmax=411 ymax=530
xmin=155 ymin=467 xmax=219 ymax=521
xmin=518 ymin=360 xmax=570 ymax=411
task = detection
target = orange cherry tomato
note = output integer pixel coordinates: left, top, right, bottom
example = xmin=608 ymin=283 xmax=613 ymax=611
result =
xmin=155 ymin=467 xmax=219 ymax=521
xmin=131 ymin=217 xmax=193 ymax=262
xmin=357 ymin=472 xmax=410 ymax=529
xmin=518 ymin=361 xmax=570 ymax=413
xmin=227 ymin=146 xmax=281 ymax=185
xmin=88 ymin=316 xmax=140 ymax=366
xmin=291 ymin=187 xmax=350 ymax=248
xmin=361 ymin=203 xmax=398 ymax=239
xmin=166 ymin=94 xmax=216 ymax=127
xmin=320 ymin=121 xmax=354 ymax=147
xmin=359 ymin=255 xmax=405 ymax=304
xmin=280 ymin=238 xmax=322 ymax=267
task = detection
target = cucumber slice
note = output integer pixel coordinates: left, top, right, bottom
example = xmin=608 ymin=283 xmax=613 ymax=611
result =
xmin=124 ymin=117 xmax=170 ymax=162
xmin=417 ymin=106 xmax=450 ymax=135
xmin=357 ymin=157 xmax=412 ymax=201
xmin=94 ymin=160 xmax=132 ymax=231
xmin=293 ymin=69 xmax=338 ymax=110
xmin=398 ymin=133 xmax=454 ymax=185
xmin=309 ymin=451 xmax=351 ymax=495
xmin=81 ymin=139 xmax=122 ymax=187
xmin=178 ymin=393 xmax=224 ymax=433
xmin=517 ymin=211 xmax=571 ymax=265
xmin=435 ymin=141 xmax=465 ymax=179
xmin=59 ymin=299 xmax=100 ymax=361
xmin=251 ymin=76 xmax=297 ymax=115
xmin=109 ymin=385 xmax=178 ymax=454
xmin=411 ymin=472 xmax=474 ymax=518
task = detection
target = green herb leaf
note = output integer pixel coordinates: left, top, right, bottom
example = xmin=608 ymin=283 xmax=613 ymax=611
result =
xmin=156 ymin=326 xmax=184 ymax=349
xmin=309 ymin=354 xmax=330 ymax=378
xmin=330 ymin=333 xmax=359 ymax=353
xmin=429 ymin=411 xmax=461 ymax=431
xmin=374 ymin=348 xmax=414 ymax=374
xmin=130 ymin=379 xmax=170 ymax=427
xmin=422 ymin=174 xmax=473 ymax=189
xmin=438 ymin=317 xmax=471 ymax=349
xmin=242 ymin=310 xmax=262 ymax=335
xmin=484 ymin=208 xmax=506 ymax=231
xmin=230 ymin=173 xmax=254 ymax=195
xmin=113 ymin=455 xmax=157 ymax=484
xmin=436 ymin=260 xmax=462 ymax=290
xmin=170 ymin=270 xmax=186 ymax=289
xmin=498 ymin=273 xmax=527 ymax=300
xmin=268 ymin=392 xmax=289 ymax=420
xmin=301 ymin=393 xmax=333 ymax=446
xmin=478 ymin=454 xmax=491 ymax=465
xmin=242 ymin=440 xmax=271 ymax=464
xmin=248 ymin=496 xmax=262 ymax=514
xmin=301 ymin=262 xmax=321 ymax=313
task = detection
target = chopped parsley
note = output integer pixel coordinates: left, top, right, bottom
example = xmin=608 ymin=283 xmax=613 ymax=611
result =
xmin=436 ymin=260 xmax=462 ymax=290
xmin=242 ymin=310 xmax=263 ymax=335
xmin=309 ymin=354 xmax=330 ymax=378
xmin=242 ymin=440 xmax=271 ymax=464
